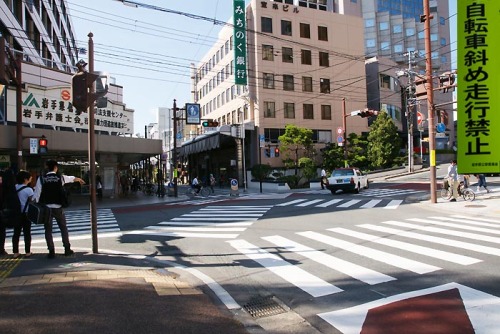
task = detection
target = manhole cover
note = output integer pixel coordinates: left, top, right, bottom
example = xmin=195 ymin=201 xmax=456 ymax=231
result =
xmin=242 ymin=295 xmax=287 ymax=319
xmin=465 ymin=204 xmax=487 ymax=208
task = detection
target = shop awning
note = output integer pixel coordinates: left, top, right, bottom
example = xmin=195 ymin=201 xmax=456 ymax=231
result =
xmin=180 ymin=131 xmax=228 ymax=157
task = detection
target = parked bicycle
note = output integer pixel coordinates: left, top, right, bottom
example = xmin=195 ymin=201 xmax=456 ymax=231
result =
xmin=185 ymin=185 xmax=210 ymax=197
xmin=440 ymin=179 xmax=475 ymax=202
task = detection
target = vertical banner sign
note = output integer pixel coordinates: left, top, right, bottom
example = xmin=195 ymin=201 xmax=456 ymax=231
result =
xmin=457 ymin=1 xmax=500 ymax=174
xmin=233 ymin=0 xmax=247 ymax=85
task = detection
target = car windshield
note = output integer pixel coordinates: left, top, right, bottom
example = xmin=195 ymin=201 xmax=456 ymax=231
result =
xmin=332 ymin=169 xmax=354 ymax=177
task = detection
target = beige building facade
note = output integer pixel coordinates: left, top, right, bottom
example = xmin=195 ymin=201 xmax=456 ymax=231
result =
xmin=189 ymin=0 xmax=371 ymax=182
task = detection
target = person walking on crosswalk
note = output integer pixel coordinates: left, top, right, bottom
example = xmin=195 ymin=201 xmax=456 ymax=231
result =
xmin=474 ymin=174 xmax=491 ymax=193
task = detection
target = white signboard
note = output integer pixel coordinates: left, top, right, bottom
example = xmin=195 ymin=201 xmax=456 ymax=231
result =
xmin=29 ymin=138 xmax=38 ymax=154
xmin=7 ymin=85 xmax=133 ymax=135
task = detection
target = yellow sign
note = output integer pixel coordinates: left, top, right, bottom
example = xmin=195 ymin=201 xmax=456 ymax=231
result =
xmin=457 ymin=1 xmax=500 ymax=174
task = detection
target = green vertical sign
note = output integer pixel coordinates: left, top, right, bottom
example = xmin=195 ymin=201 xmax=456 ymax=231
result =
xmin=457 ymin=1 xmax=500 ymax=174
xmin=233 ymin=0 xmax=247 ymax=85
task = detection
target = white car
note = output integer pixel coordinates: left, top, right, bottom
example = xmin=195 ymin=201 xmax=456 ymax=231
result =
xmin=326 ymin=168 xmax=369 ymax=194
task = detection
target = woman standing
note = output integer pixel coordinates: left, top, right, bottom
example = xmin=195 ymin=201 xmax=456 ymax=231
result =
xmin=12 ymin=170 xmax=34 ymax=258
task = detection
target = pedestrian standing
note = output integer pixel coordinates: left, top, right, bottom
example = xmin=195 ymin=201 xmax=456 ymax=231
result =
xmin=12 ymin=170 xmax=34 ymax=258
xmin=320 ymin=168 xmax=327 ymax=190
xmin=96 ymin=174 xmax=103 ymax=199
xmin=34 ymin=160 xmax=85 ymax=259
xmin=475 ymin=174 xmax=491 ymax=193
xmin=209 ymin=174 xmax=216 ymax=194
xmin=447 ymin=160 xmax=459 ymax=202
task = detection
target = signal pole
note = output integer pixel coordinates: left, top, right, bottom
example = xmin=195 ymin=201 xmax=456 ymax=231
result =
xmin=88 ymin=32 xmax=98 ymax=253
xmin=422 ymin=0 xmax=437 ymax=203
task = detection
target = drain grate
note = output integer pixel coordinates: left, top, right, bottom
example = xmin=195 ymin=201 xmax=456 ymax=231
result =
xmin=242 ymin=295 xmax=287 ymax=319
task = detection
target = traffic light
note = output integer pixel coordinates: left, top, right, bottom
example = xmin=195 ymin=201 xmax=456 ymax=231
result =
xmin=202 ymin=120 xmax=219 ymax=127
xmin=38 ymin=136 xmax=48 ymax=154
xmin=264 ymin=147 xmax=270 ymax=157
xmin=274 ymin=147 xmax=280 ymax=157
xmin=71 ymin=61 xmax=108 ymax=112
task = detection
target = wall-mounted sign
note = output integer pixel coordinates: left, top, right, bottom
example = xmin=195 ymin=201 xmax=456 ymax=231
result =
xmin=7 ymin=85 xmax=133 ymax=135
xmin=233 ymin=0 xmax=247 ymax=85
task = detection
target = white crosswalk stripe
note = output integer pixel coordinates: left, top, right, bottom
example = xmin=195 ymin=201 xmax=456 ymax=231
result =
xmin=359 ymin=188 xmax=425 ymax=197
xmin=6 ymin=209 xmax=120 ymax=240
xmin=221 ymin=214 xmax=500 ymax=300
xmin=126 ymin=205 xmax=272 ymax=239
xmin=276 ymin=198 xmax=403 ymax=209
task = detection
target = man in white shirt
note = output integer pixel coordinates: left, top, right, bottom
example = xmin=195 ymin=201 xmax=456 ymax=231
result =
xmin=191 ymin=175 xmax=201 ymax=194
xmin=320 ymin=168 xmax=327 ymax=190
xmin=446 ymin=159 xmax=459 ymax=202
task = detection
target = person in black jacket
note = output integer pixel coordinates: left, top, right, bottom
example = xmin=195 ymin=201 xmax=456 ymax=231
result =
xmin=33 ymin=160 xmax=85 ymax=259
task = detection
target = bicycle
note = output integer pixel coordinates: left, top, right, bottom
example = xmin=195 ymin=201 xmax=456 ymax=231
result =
xmin=440 ymin=179 xmax=475 ymax=202
xmin=143 ymin=183 xmax=156 ymax=196
xmin=185 ymin=185 xmax=210 ymax=198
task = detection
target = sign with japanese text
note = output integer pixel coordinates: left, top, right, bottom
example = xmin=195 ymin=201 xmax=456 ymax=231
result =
xmin=233 ymin=0 xmax=247 ymax=85
xmin=185 ymin=103 xmax=201 ymax=125
xmin=6 ymin=85 xmax=133 ymax=135
xmin=457 ymin=1 xmax=500 ymax=174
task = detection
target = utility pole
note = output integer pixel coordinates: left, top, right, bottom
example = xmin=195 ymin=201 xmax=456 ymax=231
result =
xmin=172 ymin=99 xmax=178 ymax=197
xmin=404 ymin=50 xmax=419 ymax=173
xmin=422 ymin=0 xmax=437 ymax=203
xmin=342 ymin=98 xmax=347 ymax=161
xmin=88 ymin=33 xmax=98 ymax=253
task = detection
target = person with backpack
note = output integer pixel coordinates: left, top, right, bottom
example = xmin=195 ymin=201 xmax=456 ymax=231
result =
xmin=33 ymin=160 xmax=85 ymax=259
xmin=12 ymin=170 xmax=34 ymax=258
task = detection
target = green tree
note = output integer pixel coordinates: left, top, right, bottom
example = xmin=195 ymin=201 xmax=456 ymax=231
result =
xmin=251 ymin=163 xmax=272 ymax=181
xmin=298 ymin=157 xmax=316 ymax=181
xmin=347 ymin=133 xmax=369 ymax=169
xmin=278 ymin=124 xmax=314 ymax=175
xmin=367 ymin=111 xmax=401 ymax=168
xmin=321 ymin=143 xmax=344 ymax=171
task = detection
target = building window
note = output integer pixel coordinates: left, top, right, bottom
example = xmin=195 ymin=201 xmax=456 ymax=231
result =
xmin=261 ymin=17 xmax=273 ymax=33
xmin=431 ymin=34 xmax=438 ymax=42
xmin=380 ymin=42 xmax=390 ymax=51
xmin=281 ymin=20 xmax=292 ymax=36
xmin=282 ymin=47 xmax=293 ymax=63
xmin=366 ymin=39 xmax=376 ymax=48
xmin=394 ymin=44 xmax=403 ymax=53
xmin=440 ymin=38 xmax=446 ymax=46
xmin=262 ymin=44 xmax=274 ymax=61
xmin=321 ymin=105 xmax=331 ymax=120
xmin=318 ymin=26 xmax=328 ymax=41
xmin=300 ymin=23 xmax=310 ymax=38
xmin=379 ymin=22 xmax=389 ymax=31
xmin=301 ymin=49 xmax=312 ymax=65
xmin=264 ymin=101 xmax=276 ymax=118
xmin=418 ymin=31 xmax=425 ymax=39
xmin=320 ymin=78 xmax=330 ymax=93
xmin=302 ymin=76 xmax=313 ymax=92
xmin=263 ymin=73 xmax=275 ymax=89
xmin=303 ymin=104 xmax=314 ymax=119
xmin=393 ymin=25 xmax=402 ymax=34
xmin=406 ymin=28 xmax=415 ymax=36
xmin=319 ymin=52 xmax=329 ymax=67
xmin=380 ymin=74 xmax=391 ymax=89
xmin=284 ymin=102 xmax=295 ymax=119
xmin=365 ymin=18 xmax=375 ymax=28
xmin=283 ymin=74 xmax=294 ymax=91
xmin=440 ymin=17 xmax=446 ymax=25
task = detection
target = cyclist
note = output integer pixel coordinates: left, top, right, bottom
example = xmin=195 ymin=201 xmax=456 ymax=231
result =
xmin=192 ymin=175 xmax=201 ymax=195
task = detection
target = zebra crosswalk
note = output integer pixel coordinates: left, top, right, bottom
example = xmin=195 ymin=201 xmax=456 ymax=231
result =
xmin=5 ymin=208 xmax=121 ymax=241
xmin=224 ymin=214 xmax=500 ymax=299
xmin=301 ymin=187 xmax=425 ymax=198
xmin=276 ymin=198 xmax=403 ymax=209
xmin=126 ymin=205 xmax=273 ymax=239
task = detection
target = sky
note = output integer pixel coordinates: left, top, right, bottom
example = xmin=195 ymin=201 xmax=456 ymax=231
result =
xmin=67 ymin=0 xmax=457 ymax=136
